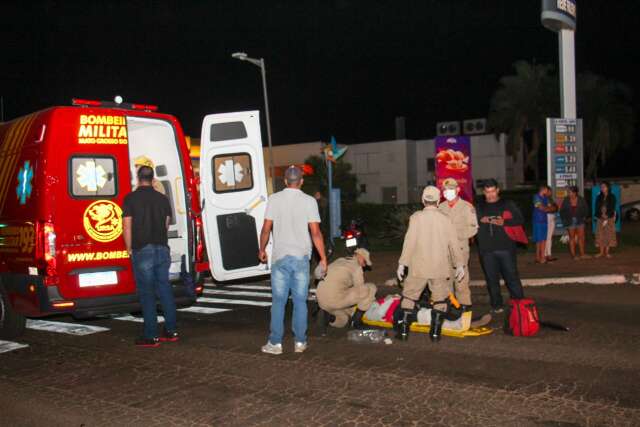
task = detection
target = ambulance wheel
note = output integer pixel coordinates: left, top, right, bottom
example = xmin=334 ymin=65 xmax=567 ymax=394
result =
xmin=0 ymin=282 xmax=27 ymax=339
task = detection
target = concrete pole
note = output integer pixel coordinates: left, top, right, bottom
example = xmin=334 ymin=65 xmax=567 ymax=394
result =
xmin=559 ymin=29 xmax=577 ymax=119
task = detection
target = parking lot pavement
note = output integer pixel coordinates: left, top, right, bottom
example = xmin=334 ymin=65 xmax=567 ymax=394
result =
xmin=1 ymin=283 xmax=639 ymax=426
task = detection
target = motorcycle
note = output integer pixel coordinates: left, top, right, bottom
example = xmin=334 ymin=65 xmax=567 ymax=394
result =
xmin=341 ymin=218 xmax=368 ymax=255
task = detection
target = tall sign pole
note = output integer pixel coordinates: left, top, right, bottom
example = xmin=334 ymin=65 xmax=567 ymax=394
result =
xmin=542 ymin=0 xmax=581 ymax=237
xmin=324 ymin=136 xmax=347 ymax=239
xmin=541 ymin=0 xmax=578 ymax=119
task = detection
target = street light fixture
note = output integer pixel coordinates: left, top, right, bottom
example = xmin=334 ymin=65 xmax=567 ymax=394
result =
xmin=231 ymin=51 xmax=275 ymax=189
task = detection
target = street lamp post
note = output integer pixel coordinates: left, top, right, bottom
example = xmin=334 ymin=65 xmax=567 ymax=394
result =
xmin=231 ymin=52 xmax=275 ymax=189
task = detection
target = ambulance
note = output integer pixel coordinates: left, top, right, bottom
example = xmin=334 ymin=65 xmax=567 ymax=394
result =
xmin=0 ymin=99 xmax=270 ymax=339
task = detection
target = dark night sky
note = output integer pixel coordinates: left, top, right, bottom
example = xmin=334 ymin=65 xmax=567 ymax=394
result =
xmin=3 ymin=1 xmax=640 ymax=171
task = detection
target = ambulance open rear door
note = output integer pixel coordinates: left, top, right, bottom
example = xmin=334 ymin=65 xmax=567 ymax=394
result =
xmin=200 ymin=111 xmax=271 ymax=282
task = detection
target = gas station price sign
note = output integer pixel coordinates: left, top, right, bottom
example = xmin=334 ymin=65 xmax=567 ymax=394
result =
xmin=546 ymin=118 xmax=584 ymax=199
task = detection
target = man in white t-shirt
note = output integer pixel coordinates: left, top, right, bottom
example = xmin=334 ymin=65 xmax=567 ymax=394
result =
xmin=258 ymin=165 xmax=327 ymax=355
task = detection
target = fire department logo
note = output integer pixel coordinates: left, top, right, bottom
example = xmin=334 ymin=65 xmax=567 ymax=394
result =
xmin=83 ymin=200 xmax=123 ymax=243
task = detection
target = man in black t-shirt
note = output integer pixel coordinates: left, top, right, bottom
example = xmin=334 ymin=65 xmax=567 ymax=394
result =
xmin=475 ymin=179 xmax=525 ymax=313
xmin=123 ymin=165 xmax=177 ymax=347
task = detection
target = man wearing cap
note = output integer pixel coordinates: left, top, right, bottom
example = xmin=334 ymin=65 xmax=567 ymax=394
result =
xmin=258 ymin=165 xmax=327 ymax=355
xmin=438 ymin=178 xmax=478 ymax=310
xmin=315 ymin=248 xmax=376 ymax=329
xmin=396 ymin=186 xmax=465 ymax=342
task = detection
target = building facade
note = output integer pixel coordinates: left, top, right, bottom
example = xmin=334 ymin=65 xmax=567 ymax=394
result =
xmin=189 ymin=135 xmax=524 ymax=204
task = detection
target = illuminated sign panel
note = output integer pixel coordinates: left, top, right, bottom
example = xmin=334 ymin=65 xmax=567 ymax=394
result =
xmin=546 ymin=118 xmax=584 ymax=200
xmin=78 ymin=115 xmax=128 ymax=145
xmin=541 ymin=0 xmax=577 ymax=31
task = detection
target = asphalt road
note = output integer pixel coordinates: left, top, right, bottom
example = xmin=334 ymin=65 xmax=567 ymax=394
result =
xmin=1 ymin=281 xmax=639 ymax=426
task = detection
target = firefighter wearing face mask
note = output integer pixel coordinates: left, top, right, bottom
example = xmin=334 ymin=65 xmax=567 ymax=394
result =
xmin=438 ymin=178 xmax=478 ymax=309
xmin=396 ymin=186 xmax=465 ymax=342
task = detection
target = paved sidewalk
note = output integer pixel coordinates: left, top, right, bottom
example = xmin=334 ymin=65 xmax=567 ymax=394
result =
xmin=366 ymin=246 xmax=640 ymax=286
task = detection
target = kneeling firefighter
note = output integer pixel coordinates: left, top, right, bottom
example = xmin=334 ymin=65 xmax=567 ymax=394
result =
xmin=316 ymin=248 xmax=376 ymax=329
xmin=396 ymin=186 xmax=465 ymax=342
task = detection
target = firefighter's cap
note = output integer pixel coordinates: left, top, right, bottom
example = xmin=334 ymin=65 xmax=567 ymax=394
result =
xmin=422 ymin=185 xmax=441 ymax=202
xmin=354 ymin=248 xmax=372 ymax=266
xmin=134 ymin=155 xmax=155 ymax=169
xmin=443 ymin=178 xmax=459 ymax=189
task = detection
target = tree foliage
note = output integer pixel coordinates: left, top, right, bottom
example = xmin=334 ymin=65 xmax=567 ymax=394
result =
xmin=488 ymin=61 xmax=558 ymax=181
xmin=489 ymin=61 xmax=635 ymax=181
xmin=302 ymin=155 xmax=359 ymax=202
xmin=577 ymin=73 xmax=635 ymax=179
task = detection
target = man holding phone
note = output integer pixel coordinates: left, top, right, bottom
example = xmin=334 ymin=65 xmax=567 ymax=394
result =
xmin=475 ymin=179 xmax=526 ymax=313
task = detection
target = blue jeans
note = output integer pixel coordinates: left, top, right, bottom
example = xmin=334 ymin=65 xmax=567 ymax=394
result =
xmin=479 ymin=249 xmax=525 ymax=309
xmin=269 ymin=255 xmax=310 ymax=345
xmin=132 ymin=244 xmax=177 ymax=339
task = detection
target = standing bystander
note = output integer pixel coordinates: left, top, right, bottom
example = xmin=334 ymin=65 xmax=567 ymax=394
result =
xmin=475 ymin=179 xmax=526 ymax=313
xmin=544 ymin=186 xmax=559 ymax=262
xmin=258 ymin=166 xmax=327 ymax=355
xmin=594 ymin=181 xmax=617 ymax=258
xmin=559 ymin=186 xmax=590 ymax=260
xmin=123 ymin=165 xmax=177 ymax=347
xmin=532 ymin=185 xmax=553 ymax=264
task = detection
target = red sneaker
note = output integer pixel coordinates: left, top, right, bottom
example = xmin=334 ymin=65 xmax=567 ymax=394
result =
xmin=135 ymin=337 xmax=160 ymax=347
xmin=159 ymin=330 xmax=179 ymax=343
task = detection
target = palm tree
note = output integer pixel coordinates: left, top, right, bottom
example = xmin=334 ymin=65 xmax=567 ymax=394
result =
xmin=488 ymin=61 xmax=558 ymax=181
xmin=577 ymin=73 xmax=635 ymax=179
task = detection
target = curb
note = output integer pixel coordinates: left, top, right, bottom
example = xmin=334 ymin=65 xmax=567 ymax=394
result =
xmin=469 ymin=273 xmax=640 ymax=287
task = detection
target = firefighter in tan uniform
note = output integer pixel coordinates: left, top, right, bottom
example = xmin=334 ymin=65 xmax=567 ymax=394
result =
xmin=396 ymin=186 xmax=465 ymax=342
xmin=438 ymin=178 xmax=478 ymax=309
xmin=316 ymin=248 xmax=376 ymax=329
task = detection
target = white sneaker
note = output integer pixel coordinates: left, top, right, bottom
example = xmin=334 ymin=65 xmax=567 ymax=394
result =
xmin=294 ymin=341 xmax=307 ymax=353
xmin=261 ymin=342 xmax=283 ymax=355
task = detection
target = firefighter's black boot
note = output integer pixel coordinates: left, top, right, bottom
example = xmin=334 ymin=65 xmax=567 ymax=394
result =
xmin=429 ymin=310 xmax=446 ymax=343
xmin=350 ymin=309 xmax=365 ymax=329
xmin=395 ymin=309 xmax=414 ymax=341
xmin=320 ymin=310 xmax=335 ymax=336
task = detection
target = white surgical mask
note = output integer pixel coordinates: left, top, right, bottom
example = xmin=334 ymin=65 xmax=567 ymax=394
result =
xmin=443 ymin=189 xmax=457 ymax=201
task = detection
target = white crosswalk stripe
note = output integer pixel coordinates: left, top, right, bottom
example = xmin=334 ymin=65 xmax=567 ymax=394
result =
xmin=114 ymin=281 xmax=317 ymax=321
xmin=26 ymin=319 xmax=109 ymax=336
xmin=0 ymin=340 xmax=29 ymax=354
xmin=178 ymin=306 xmax=231 ymax=314
xmin=227 ymin=284 xmax=316 ymax=294
xmin=203 ymin=289 xmax=272 ymax=298
xmin=114 ymin=314 xmax=165 ymax=323
xmin=196 ymin=297 xmax=272 ymax=307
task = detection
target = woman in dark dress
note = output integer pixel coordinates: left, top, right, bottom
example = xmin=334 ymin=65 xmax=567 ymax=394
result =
xmin=594 ymin=181 xmax=617 ymax=258
xmin=559 ymin=186 xmax=590 ymax=260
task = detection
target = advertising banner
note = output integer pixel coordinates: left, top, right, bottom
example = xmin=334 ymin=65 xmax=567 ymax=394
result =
xmin=435 ymin=136 xmax=473 ymax=202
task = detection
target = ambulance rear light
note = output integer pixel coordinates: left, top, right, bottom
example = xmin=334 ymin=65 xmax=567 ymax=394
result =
xmin=36 ymin=222 xmax=58 ymax=283
xmin=71 ymin=98 xmax=159 ymax=112
xmin=195 ymin=215 xmax=205 ymax=262
xmin=72 ymin=99 xmax=102 ymax=107
xmin=131 ymin=103 xmax=159 ymax=112
xmin=51 ymin=301 xmax=75 ymax=309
